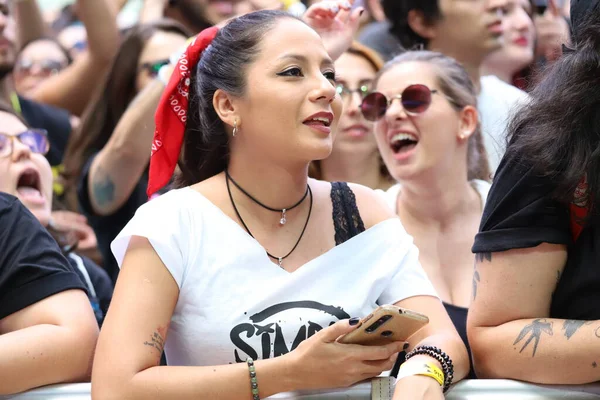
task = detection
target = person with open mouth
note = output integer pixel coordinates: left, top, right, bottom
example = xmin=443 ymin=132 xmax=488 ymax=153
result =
xmin=370 ymin=50 xmax=491 ymax=379
xmin=0 ymin=104 xmax=113 ymax=328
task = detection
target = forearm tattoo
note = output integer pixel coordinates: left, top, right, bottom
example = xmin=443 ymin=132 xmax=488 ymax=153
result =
xmin=514 ymin=319 xmax=553 ymax=357
xmin=562 ymin=320 xmax=591 ymax=340
xmin=144 ymin=327 xmax=167 ymax=355
xmin=92 ymin=166 xmax=115 ymax=207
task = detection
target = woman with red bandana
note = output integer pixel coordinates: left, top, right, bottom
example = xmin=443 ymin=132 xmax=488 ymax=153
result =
xmin=92 ymin=5 xmax=469 ymax=400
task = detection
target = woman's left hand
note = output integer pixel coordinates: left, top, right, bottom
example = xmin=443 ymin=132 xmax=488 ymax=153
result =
xmin=303 ymin=0 xmax=363 ymax=61
xmin=392 ymin=375 xmax=444 ymax=400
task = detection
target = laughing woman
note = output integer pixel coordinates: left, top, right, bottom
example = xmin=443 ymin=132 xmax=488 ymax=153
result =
xmin=91 ymin=8 xmax=468 ymax=400
xmin=370 ymin=51 xmax=490 ymax=377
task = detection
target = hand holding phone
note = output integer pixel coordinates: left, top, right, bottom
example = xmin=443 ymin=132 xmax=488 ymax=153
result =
xmin=338 ymin=305 xmax=429 ymax=346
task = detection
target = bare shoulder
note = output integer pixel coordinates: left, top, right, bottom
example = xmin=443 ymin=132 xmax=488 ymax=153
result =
xmin=346 ymin=182 xmax=396 ymax=229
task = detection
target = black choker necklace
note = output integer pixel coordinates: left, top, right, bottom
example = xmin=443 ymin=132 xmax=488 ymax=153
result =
xmin=225 ymin=170 xmax=309 ymax=225
xmin=225 ymin=171 xmax=313 ymax=268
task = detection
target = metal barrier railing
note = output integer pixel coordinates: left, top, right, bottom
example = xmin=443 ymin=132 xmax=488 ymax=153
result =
xmin=3 ymin=379 xmax=600 ymax=399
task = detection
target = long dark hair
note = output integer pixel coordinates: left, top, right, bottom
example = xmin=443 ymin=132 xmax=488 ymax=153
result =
xmin=176 ymin=10 xmax=299 ymax=187
xmin=381 ymin=0 xmax=440 ymax=50
xmin=374 ymin=51 xmax=491 ymax=181
xmin=506 ymin=10 xmax=600 ymax=211
xmin=62 ymin=19 xmax=190 ymax=197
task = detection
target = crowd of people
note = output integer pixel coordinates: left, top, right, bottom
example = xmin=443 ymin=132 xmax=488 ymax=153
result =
xmin=1 ymin=0 xmax=598 ymax=398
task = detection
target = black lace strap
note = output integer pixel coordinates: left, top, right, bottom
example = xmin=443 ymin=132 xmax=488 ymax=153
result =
xmin=330 ymin=182 xmax=366 ymax=245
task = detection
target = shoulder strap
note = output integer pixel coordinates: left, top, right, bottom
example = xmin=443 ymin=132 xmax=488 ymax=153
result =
xmin=570 ymin=175 xmax=590 ymax=242
xmin=330 ymin=182 xmax=366 ymax=245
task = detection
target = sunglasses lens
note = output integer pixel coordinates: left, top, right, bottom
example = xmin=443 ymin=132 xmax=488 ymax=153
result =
xmin=361 ymin=92 xmax=387 ymax=121
xmin=20 ymin=131 xmax=49 ymax=155
xmin=402 ymin=84 xmax=432 ymax=113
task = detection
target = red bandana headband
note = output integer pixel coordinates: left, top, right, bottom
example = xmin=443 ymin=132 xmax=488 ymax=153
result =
xmin=147 ymin=26 xmax=220 ymax=198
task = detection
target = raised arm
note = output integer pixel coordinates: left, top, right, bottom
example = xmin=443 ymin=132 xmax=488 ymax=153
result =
xmin=28 ymin=0 xmax=119 ymax=116
xmin=0 ymin=289 xmax=99 ymax=395
xmin=86 ymin=79 xmax=163 ymax=216
xmin=467 ymin=243 xmax=600 ymax=383
xmin=12 ymin=0 xmax=48 ymax=50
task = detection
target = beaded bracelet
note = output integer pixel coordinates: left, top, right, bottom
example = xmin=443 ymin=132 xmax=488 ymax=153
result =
xmin=405 ymin=346 xmax=454 ymax=392
xmin=246 ymin=357 xmax=260 ymax=400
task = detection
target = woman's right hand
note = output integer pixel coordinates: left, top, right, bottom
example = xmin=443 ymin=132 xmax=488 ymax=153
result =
xmin=286 ymin=319 xmax=404 ymax=390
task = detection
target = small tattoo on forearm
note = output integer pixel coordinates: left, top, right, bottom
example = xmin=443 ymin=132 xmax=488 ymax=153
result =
xmin=475 ymin=252 xmax=492 ymax=263
xmin=594 ymin=326 xmax=600 ymax=338
xmin=143 ymin=330 xmax=166 ymax=354
xmin=93 ymin=167 xmax=115 ymax=207
xmin=514 ymin=319 xmax=553 ymax=357
xmin=593 ymin=362 xmax=597 ymax=368
xmin=562 ymin=320 xmax=591 ymax=340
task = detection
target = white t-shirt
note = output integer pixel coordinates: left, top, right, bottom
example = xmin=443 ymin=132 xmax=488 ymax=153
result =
xmin=381 ymin=180 xmax=491 ymax=212
xmin=478 ymin=75 xmax=530 ymax=173
xmin=111 ymin=187 xmax=437 ymax=366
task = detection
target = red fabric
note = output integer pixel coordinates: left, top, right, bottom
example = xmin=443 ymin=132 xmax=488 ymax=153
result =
xmin=147 ymin=26 xmax=219 ymax=197
xmin=570 ymin=175 xmax=590 ymax=242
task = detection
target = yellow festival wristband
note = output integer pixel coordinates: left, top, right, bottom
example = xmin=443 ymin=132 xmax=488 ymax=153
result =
xmin=397 ymin=361 xmax=445 ymax=387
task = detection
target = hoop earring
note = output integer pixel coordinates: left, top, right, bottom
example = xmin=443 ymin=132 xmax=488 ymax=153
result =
xmin=233 ymin=120 xmax=238 ymax=137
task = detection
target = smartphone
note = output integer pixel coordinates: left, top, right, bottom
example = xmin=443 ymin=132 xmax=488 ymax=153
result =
xmin=338 ymin=305 xmax=429 ymax=346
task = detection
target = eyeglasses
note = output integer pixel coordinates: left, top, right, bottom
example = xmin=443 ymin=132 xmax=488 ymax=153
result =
xmin=0 ymin=130 xmax=49 ymax=158
xmin=139 ymin=59 xmax=171 ymax=77
xmin=360 ymin=84 xmax=449 ymax=122
xmin=15 ymin=59 xmax=67 ymax=76
xmin=336 ymin=83 xmax=370 ymax=100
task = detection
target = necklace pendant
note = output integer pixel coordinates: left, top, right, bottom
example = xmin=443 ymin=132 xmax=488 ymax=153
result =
xmin=278 ymin=257 xmax=283 ymax=267
xmin=279 ymin=209 xmax=287 ymax=225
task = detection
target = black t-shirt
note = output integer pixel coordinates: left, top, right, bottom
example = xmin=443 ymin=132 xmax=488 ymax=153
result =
xmin=77 ymin=154 xmax=148 ymax=283
xmin=18 ymin=96 xmax=71 ymax=167
xmin=472 ymin=151 xmax=600 ymax=320
xmin=0 ymin=193 xmax=87 ymax=320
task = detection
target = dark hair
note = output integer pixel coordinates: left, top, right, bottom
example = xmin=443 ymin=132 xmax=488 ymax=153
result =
xmin=381 ymin=0 xmax=441 ymax=50
xmin=62 ymin=19 xmax=190 ymax=196
xmin=506 ymin=10 xmax=600 ymax=212
xmin=375 ymin=51 xmax=490 ymax=181
xmin=18 ymin=37 xmax=73 ymax=65
xmin=176 ymin=10 xmax=300 ymax=187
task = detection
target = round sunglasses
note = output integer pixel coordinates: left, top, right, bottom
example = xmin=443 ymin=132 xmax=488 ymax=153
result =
xmin=139 ymin=59 xmax=171 ymax=77
xmin=360 ymin=84 xmax=451 ymax=122
xmin=0 ymin=130 xmax=49 ymax=158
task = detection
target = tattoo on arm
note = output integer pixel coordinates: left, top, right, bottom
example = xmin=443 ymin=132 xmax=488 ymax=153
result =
xmin=472 ymin=252 xmax=490 ymax=300
xmin=472 ymin=264 xmax=481 ymax=300
xmin=92 ymin=166 xmax=115 ymax=207
xmin=513 ymin=319 xmax=553 ymax=357
xmin=562 ymin=320 xmax=591 ymax=340
xmin=143 ymin=329 xmax=166 ymax=355
xmin=475 ymin=252 xmax=492 ymax=263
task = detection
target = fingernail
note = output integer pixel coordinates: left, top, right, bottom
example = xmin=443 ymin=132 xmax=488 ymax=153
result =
xmin=343 ymin=1 xmax=351 ymax=7
xmin=332 ymin=5 xmax=339 ymax=13
xmin=403 ymin=343 xmax=410 ymax=350
xmin=349 ymin=317 xmax=360 ymax=326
